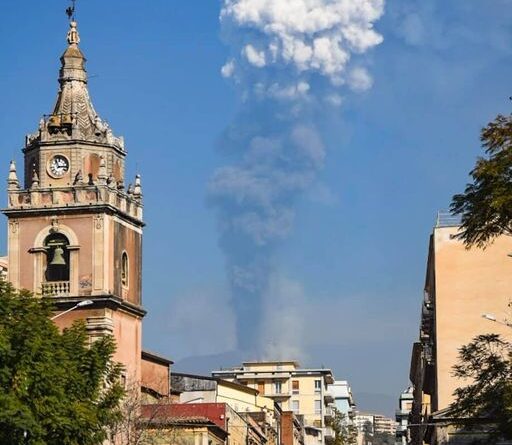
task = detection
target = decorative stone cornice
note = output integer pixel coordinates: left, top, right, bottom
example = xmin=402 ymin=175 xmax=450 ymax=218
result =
xmin=5 ymin=183 xmax=144 ymax=225
xmin=49 ymin=295 xmax=147 ymax=318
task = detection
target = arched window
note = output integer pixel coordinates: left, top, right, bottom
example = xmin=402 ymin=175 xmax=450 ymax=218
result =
xmin=44 ymin=233 xmax=70 ymax=282
xmin=121 ymin=252 xmax=129 ymax=287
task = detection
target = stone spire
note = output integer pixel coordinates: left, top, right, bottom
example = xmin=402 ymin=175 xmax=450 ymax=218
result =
xmin=7 ymin=161 xmax=19 ymax=190
xmin=34 ymin=20 xmax=123 ymax=149
xmin=133 ymin=174 xmax=142 ymax=199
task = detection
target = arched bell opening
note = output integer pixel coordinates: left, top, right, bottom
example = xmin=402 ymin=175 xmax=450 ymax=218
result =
xmin=44 ymin=233 xmax=70 ymax=282
xmin=121 ymin=251 xmax=129 ymax=288
xmin=31 ymin=224 xmax=80 ymax=297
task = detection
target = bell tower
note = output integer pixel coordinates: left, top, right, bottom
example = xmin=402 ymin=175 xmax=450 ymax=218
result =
xmin=3 ymin=17 xmax=145 ymax=382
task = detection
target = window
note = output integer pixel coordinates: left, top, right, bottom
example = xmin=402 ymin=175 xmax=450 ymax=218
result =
xmin=121 ymin=252 xmax=129 ymax=287
xmin=292 ymin=380 xmax=300 ymax=394
xmin=292 ymin=400 xmax=299 ymax=413
xmin=314 ymin=379 xmax=322 ymax=393
xmin=45 ymin=233 xmax=70 ymax=282
xmin=274 ymin=381 xmax=282 ymax=394
xmin=314 ymin=399 xmax=322 ymax=414
xmin=258 ymin=381 xmax=265 ymax=395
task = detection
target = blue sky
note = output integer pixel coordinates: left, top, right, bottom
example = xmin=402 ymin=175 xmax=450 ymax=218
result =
xmin=1 ymin=1 xmax=511 ymax=415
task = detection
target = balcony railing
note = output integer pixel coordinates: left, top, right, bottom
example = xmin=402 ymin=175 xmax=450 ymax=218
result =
xmin=268 ymin=391 xmax=290 ymax=398
xmin=42 ymin=281 xmax=70 ymax=297
xmin=436 ymin=211 xmax=462 ymax=228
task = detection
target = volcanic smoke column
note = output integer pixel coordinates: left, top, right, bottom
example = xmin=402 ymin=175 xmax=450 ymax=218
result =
xmin=209 ymin=0 xmax=385 ymax=355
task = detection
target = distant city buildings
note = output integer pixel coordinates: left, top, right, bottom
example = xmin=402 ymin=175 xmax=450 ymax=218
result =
xmin=354 ymin=411 xmax=397 ymax=445
xmin=373 ymin=414 xmax=397 ymax=436
xmin=212 ymin=361 xmax=335 ymax=445
xmin=354 ymin=412 xmax=375 ymax=436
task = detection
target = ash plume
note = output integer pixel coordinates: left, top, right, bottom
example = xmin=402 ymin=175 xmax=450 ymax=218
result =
xmin=209 ymin=0 xmax=384 ymax=356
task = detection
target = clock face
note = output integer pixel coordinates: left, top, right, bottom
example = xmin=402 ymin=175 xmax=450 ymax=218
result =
xmin=48 ymin=155 xmax=70 ymax=178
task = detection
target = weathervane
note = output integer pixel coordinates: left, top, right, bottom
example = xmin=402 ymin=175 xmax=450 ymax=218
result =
xmin=66 ymin=0 xmax=76 ymax=21
xmin=65 ymin=0 xmax=80 ymax=45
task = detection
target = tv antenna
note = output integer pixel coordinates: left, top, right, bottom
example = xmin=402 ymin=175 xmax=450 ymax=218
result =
xmin=66 ymin=0 xmax=77 ymax=21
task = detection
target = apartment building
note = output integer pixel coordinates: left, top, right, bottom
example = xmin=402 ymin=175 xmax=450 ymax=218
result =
xmin=329 ymin=380 xmax=356 ymax=419
xmin=373 ymin=414 xmax=397 ymax=436
xmin=212 ymin=361 xmax=335 ymax=445
xmin=354 ymin=412 xmax=374 ymax=437
xmin=409 ymin=212 xmax=512 ymax=444
xmin=395 ymin=387 xmax=413 ymax=445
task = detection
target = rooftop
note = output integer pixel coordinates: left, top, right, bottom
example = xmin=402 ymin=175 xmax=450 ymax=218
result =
xmin=435 ymin=211 xmax=462 ymax=228
xmin=142 ymin=350 xmax=174 ymax=366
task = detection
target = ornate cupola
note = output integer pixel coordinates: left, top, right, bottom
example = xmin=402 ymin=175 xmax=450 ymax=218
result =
xmin=4 ymin=15 xmax=145 ymax=383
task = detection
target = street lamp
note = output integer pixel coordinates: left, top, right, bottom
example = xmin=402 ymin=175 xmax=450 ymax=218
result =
xmin=481 ymin=313 xmax=512 ymax=329
xmin=51 ymin=299 xmax=93 ymax=320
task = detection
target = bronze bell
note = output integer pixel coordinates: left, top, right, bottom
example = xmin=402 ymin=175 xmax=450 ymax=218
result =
xmin=50 ymin=246 xmax=66 ymax=266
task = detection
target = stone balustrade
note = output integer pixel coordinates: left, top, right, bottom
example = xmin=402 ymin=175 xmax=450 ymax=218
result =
xmin=42 ymin=280 xmax=70 ymax=297
xmin=7 ymin=184 xmax=143 ymax=221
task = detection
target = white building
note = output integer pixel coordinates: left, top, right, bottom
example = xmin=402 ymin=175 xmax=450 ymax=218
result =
xmin=395 ymin=387 xmax=413 ymax=445
xmin=329 ymin=380 xmax=356 ymax=420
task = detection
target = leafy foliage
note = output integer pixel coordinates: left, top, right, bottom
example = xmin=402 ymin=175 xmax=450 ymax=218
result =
xmin=327 ymin=408 xmax=357 ymax=445
xmin=110 ymin=381 xmax=176 ymax=445
xmin=450 ymin=334 xmax=512 ymax=441
xmin=451 ymin=114 xmax=512 ymax=247
xmin=371 ymin=431 xmax=395 ymax=445
xmin=0 ymin=281 xmax=124 ymax=445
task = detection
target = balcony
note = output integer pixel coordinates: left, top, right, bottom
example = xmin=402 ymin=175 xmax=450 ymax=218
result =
xmin=238 ymin=373 xmax=291 ymax=380
xmin=324 ymin=392 xmax=334 ymax=403
xmin=324 ymin=407 xmax=334 ymax=422
xmin=42 ymin=281 xmax=70 ymax=297
xmin=266 ymin=391 xmax=291 ymax=400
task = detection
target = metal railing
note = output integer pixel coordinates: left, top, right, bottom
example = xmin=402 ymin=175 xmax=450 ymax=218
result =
xmin=436 ymin=211 xmax=462 ymax=228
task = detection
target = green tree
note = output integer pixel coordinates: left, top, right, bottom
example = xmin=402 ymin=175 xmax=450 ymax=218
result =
xmin=450 ymin=334 xmax=512 ymax=442
xmin=327 ymin=408 xmax=357 ymax=445
xmin=371 ymin=431 xmax=395 ymax=445
xmin=361 ymin=420 xmax=372 ymax=445
xmin=451 ymin=114 xmax=512 ymax=247
xmin=0 ymin=280 xmax=124 ymax=445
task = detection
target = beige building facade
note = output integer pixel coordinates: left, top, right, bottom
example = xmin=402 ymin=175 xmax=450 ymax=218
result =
xmin=410 ymin=214 xmax=512 ymax=444
xmin=212 ymin=361 xmax=335 ymax=445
